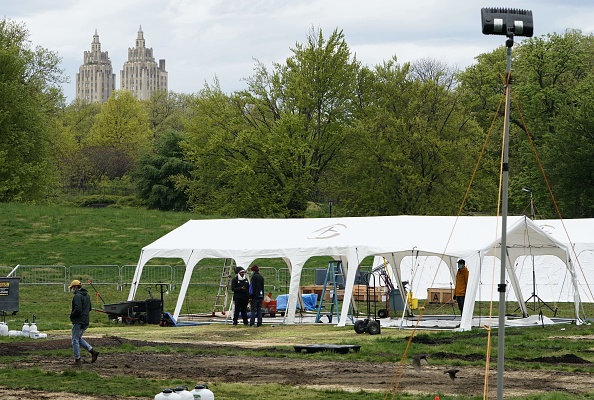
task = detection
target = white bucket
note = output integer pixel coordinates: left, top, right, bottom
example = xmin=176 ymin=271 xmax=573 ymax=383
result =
xmin=30 ymin=332 xmax=47 ymax=339
xmin=190 ymin=384 xmax=214 ymax=400
xmin=0 ymin=322 xmax=8 ymax=336
xmin=154 ymin=388 xmax=182 ymax=400
xmin=174 ymin=387 xmax=193 ymax=400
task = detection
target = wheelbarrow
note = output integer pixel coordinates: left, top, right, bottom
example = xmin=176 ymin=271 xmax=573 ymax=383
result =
xmin=94 ymin=301 xmax=145 ymax=324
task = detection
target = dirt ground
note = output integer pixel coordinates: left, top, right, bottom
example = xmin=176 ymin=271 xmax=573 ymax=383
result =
xmin=1 ymin=335 xmax=594 ymax=399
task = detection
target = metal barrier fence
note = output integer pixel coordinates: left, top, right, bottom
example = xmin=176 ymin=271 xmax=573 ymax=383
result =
xmin=7 ymin=265 xmax=68 ymax=288
xmin=121 ymin=265 xmax=175 ymax=291
xmin=69 ymin=265 xmax=120 ymax=288
xmin=4 ymin=264 xmax=326 ymax=292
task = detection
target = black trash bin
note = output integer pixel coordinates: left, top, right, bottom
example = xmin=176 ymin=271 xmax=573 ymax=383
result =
xmin=389 ymin=289 xmax=404 ymax=312
xmin=145 ymin=299 xmax=163 ymax=324
xmin=0 ymin=277 xmax=20 ymax=314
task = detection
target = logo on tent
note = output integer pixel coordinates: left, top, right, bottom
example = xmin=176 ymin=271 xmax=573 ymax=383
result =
xmin=307 ymin=224 xmax=347 ymax=240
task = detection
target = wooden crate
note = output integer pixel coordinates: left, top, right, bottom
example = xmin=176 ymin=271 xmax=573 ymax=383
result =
xmin=427 ymin=288 xmax=455 ymax=304
xmin=352 ymin=285 xmax=386 ymax=302
xmin=300 ymin=285 xmax=343 ymax=301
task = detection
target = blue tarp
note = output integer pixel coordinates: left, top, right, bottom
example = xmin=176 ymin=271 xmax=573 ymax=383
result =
xmin=276 ymin=293 xmax=317 ymax=311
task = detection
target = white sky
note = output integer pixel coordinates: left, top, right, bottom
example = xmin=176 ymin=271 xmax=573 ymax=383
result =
xmin=4 ymin=0 xmax=594 ymax=103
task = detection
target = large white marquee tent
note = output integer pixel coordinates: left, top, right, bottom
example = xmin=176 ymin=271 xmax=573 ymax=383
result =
xmin=128 ymin=215 xmax=590 ymax=330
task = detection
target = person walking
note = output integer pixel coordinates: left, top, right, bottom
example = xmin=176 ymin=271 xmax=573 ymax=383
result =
xmin=453 ymin=259 xmax=469 ymax=313
xmin=231 ymin=267 xmax=250 ymax=326
xmin=248 ymin=265 xmax=265 ymax=327
xmin=68 ymin=280 xmax=99 ymax=366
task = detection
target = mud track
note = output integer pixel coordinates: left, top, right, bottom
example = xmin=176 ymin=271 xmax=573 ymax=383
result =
xmin=1 ymin=336 xmax=593 ymax=399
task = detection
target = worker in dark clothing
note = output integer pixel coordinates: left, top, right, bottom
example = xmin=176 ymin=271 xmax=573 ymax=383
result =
xmin=231 ymin=267 xmax=250 ymax=326
xmin=248 ymin=265 xmax=265 ymax=327
xmin=69 ymin=279 xmax=99 ymax=366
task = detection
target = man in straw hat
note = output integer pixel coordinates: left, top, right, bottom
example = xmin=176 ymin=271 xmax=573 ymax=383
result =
xmin=68 ymin=279 xmax=99 ymax=366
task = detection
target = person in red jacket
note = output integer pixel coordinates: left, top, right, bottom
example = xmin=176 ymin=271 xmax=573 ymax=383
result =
xmin=453 ymin=259 xmax=469 ymax=313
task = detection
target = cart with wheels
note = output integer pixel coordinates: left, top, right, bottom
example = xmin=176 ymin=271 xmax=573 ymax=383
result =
xmin=353 ymin=273 xmax=381 ymax=335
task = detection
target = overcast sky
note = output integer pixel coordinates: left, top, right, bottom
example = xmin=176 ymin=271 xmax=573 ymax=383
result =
xmin=4 ymin=0 xmax=594 ymax=103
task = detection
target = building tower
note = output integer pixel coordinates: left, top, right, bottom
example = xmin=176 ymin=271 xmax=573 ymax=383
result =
xmin=120 ymin=26 xmax=168 ymax=100
xmin=75 ymin=30 xmax=116 ymax=103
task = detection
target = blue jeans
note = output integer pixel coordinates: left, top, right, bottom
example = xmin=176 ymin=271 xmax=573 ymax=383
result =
xmin=72 ymin=324 xmax=92 ymax=359
xmin=250 ymin=298 xmax=263 ymax=326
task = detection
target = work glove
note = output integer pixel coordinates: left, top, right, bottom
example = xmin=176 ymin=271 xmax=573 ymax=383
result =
xmin=453 ymin=295 xmax=457 ymax=300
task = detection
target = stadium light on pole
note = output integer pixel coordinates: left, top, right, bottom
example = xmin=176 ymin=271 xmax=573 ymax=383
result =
xmin=481 ymin=8 xmax=533 ymax=400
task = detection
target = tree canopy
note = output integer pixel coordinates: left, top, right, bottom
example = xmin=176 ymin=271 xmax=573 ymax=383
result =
xmin=0 ymin=18 xmax=66 ymax=201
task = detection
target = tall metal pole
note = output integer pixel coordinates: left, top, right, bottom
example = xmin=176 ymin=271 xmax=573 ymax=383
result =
xmin=481 ymin=8 xmax=533 ymax=399
xmin=497 ymin=37 xmax=513 ymax=400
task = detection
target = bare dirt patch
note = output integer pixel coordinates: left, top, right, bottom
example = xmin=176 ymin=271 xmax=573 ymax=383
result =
xmin=1 ymin=336 xmax=594 ymax=399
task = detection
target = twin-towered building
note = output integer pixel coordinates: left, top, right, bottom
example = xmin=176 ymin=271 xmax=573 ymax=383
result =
xmin=76 ymin=26 xmax=168 ymax=103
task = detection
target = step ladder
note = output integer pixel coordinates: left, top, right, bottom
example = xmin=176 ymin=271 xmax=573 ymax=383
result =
xmin=212 ymin=259 xmax=235 ymax=316
xmin=315 ymin=261 xmax=355 ymax=323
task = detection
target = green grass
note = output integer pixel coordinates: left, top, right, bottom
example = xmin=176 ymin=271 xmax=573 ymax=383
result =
xmin=2 ymin=203 xmax=594 ymax=399
xmin=0 ymin=203 xmax=198 ymax=266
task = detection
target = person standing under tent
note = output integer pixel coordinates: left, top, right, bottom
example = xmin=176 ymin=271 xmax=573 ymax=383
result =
xmin=68 ymin=280 xmax=99 ymax=366
xmin=453 ymin=259 xmax=469 ymax=313
xmin=248 ymin=265 xmax=265 ymax=327
xmin=231 ymin=267 xmax=250 ymax=326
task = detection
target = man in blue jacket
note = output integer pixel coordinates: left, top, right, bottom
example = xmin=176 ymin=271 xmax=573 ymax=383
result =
xmin=69 ymin=280 xmax=99 ymax=366
xmin=248 ymin=265 xmax=265 ymax=327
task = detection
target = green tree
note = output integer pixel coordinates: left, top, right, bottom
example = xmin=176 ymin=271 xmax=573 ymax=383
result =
xmin=143 ymin=90 xmax=191 ymax=137
xmin=182 ymin=28 xmax=360 ymax=217
xmin=0 ymin=18 xmax=66 ymax=201
xmin=86 ymin=90 xmax=151 ymax=161
xmin=514 ymin=30 xmax=594 ymax=217
xmin=336 ymin=57 xmax=489 ymax=216
xmin=135 ymin=130 xmax=194 ymax=211
xmin=460 ymin=30 xmax=594 ymax=218
xmin=56 ymin=100 xmax=102 ymax=190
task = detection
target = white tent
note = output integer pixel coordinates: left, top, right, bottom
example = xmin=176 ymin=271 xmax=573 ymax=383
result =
xmin=127 ymin=215 xmax=584 ymax=330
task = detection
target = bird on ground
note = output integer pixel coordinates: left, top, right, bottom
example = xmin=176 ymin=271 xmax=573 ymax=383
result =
xmin=444 ymin=369 xmax=460 ymax=381
xmin=412 ymin=354 xmax=429 ymax=372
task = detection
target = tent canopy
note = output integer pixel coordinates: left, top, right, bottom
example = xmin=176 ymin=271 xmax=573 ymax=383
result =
xmin=128 ymin=215 xmax=582 ymax=329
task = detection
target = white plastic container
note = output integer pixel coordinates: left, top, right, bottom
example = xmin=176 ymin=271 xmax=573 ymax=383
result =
xmin=0 ymin=322 xmax=8 ymax=336
xmin=21 ymin=322 xmax=30 ymax=336
xmin=174 ymin=386 xmax=193 ymax=400
xmin=154 ymin=388 xmax=182 ymax=400
xmin=29 ymin=322 xmax=38 ymax=334
xmin=190 ymin=384 xmax=214 ymax=400
xmin=30 ymin=331 xmax=47 ymax=339
xmin=8 ymin=330 xmax=21 ymax=337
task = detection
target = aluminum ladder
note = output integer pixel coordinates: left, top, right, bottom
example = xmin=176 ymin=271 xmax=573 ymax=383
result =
xmin=315 ymin=261 xmax=354 ymax=323
xmin=212 ymin=259 xmax=235 ymax=316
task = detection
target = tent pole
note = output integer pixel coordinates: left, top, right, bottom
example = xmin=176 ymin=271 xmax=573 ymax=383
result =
xmin=497 ymin=38 xmax=513 ymax=400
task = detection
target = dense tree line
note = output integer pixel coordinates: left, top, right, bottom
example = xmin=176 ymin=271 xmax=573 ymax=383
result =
xmin=1 ymin=18 xmax=593 ymax=218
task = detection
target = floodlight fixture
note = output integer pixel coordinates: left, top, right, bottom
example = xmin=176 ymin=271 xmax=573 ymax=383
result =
xmin=481 ymin=8 xmax=534 ymax=38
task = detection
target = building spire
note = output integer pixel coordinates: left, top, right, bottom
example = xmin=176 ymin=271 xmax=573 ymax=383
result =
xmin=136 ymin=25 xmax=145 ymax=48
xmin=92 ymin=29 xmax=101 ymax=52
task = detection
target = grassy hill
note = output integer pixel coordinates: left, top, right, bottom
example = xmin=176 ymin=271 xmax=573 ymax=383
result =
xmin=0 ymin=203 xmax=199 ymax=267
